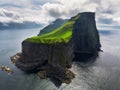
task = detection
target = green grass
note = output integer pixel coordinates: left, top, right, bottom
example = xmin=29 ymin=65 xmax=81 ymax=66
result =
xmin=25 ymin=14 xmax=80 ymax=44
xmin=38 ymin=19 xmax=68 ymax=36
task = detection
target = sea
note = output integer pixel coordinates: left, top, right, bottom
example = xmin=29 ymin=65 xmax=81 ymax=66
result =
xmin=0 ymin=27 xmax=120 ymax=90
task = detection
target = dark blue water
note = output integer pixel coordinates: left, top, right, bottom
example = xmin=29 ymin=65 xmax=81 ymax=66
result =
xmin=0 ymin=28 xmax=120 ymax=90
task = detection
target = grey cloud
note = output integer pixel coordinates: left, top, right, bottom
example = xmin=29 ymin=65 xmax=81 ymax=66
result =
xmin=0 ymin=8 xmax=52 ymax=24
xmin=48 ymin=9 xmax=62 ymax=18
xmin=30 ymin=0 xmax=58 ymax=5
xmin=0 ymin=4 xmax=23 ymax=8
xmin=0 ymin=0 xmax=120 ymax=27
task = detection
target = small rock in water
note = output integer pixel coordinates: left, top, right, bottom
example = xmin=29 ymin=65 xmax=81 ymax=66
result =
xmin=58 ymin=69 xmax=75 ymax=84
xmin=1 ymin=65 xmax=13 ymax=74
xmin=10 ymin=53 xmax=21 ymax=64
xmin=38 ymin=71 xmax=46 ymax=79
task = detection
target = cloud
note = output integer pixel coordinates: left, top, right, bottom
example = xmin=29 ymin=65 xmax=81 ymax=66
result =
xmin=0 ymin=8 xmax=54 ymax=24
xmin=40 ymin=0 xmax=95 ymax=18
xmin=0 ymin=0 xmax=120 ymax=27
xmin=0 ymin=0 xmax=57 ymax=24
xmin=40 ymin=0 xmax=120 ymax=25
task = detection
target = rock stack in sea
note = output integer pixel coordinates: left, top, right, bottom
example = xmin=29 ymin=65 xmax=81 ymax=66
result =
xmin=11 ymin=12 xmax=101 ymax=84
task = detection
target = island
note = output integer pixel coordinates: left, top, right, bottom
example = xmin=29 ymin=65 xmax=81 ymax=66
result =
xmin=11 ymin=12 xmax=101 ymax=84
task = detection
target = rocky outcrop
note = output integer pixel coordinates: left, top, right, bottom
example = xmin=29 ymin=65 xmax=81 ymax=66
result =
xmin=11 ymin=40 xmax=75 ymax=83
xmin=1 ymin=65 xmax=13 ymax=74
xmin=14 ymin=40 xmax=73 ymax=71
xmin=73 ymin=12 xmax=101 ymax=54
xmin=11 ymin=12 xmax=101 ymax=84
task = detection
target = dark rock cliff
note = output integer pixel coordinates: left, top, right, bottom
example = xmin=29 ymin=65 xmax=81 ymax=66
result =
xmin=13 ymin=40 xmax=74 ymax=72
xmin=11 ymin=40 xmax=75 ymax=84
xmin=11 ymin=12 xmax=101 ymax=84
xmin=73 ymin=12 xmax=101 ymax=54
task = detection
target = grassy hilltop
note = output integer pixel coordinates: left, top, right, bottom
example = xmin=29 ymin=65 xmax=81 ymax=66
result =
xmin=38 ymin=18 xmax=68 ymax=36
xmin=25 ymin=14 xmax=80 ymax=44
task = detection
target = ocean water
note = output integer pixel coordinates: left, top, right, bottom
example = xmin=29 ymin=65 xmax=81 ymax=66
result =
xmin=0 ymin=27 xmax=120 ymax=90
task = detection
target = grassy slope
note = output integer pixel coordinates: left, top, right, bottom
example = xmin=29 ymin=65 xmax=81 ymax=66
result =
xmin=38 ymin=19 xmax=68 ymax=36
xmin=25 ymin=14 xmax=80 ymax=44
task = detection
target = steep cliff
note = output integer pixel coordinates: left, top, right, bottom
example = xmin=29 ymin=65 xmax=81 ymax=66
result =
xmin=11 ymin=12 xmax=101 ymax=84
xmin=12 ymin=40 xmax=74 ymax=71
xmin=11 ymin=40 xmax=74 ymax=84
xmin=73 ymin=12 xmax=101 ymax=54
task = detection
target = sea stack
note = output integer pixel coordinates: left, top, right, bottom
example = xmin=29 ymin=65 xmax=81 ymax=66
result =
xmin=73 ymin=12 xmax=101 ymax=53
xmin=72 ymin=12 xmax=101 ymax=61
xmin=11 ymin=12 xmax=101 ymax=84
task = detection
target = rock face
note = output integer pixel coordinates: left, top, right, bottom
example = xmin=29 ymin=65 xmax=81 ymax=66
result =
xmin=11 ymin=40 xmax=75 ymax=83
xmin=11 ymin=12 xmax=101 ymax=84
xmin=73 ymin=12 xmax=101 ymax=54
xmin=12 ymin=40 xmax=74 ymax=72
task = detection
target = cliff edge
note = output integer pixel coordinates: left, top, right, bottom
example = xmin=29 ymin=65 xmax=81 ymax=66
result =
xmin=73 ymin=12 xmax=101 ymax=53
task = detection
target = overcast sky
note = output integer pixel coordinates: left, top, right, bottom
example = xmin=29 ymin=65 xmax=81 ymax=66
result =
xmin=0 ymin=0 xmax=120 ymax=27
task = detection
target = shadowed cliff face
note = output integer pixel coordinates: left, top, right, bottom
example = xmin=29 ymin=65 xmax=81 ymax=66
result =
xmin=11 ymin=12 xmax=101 ymax=84
xmin=16 ymin=40 xmax=74 ymax=71
xmin=73 ymin=12 xmax=101 ymax=54
xmin=11 ymin=40 xmax=75 ymax=84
